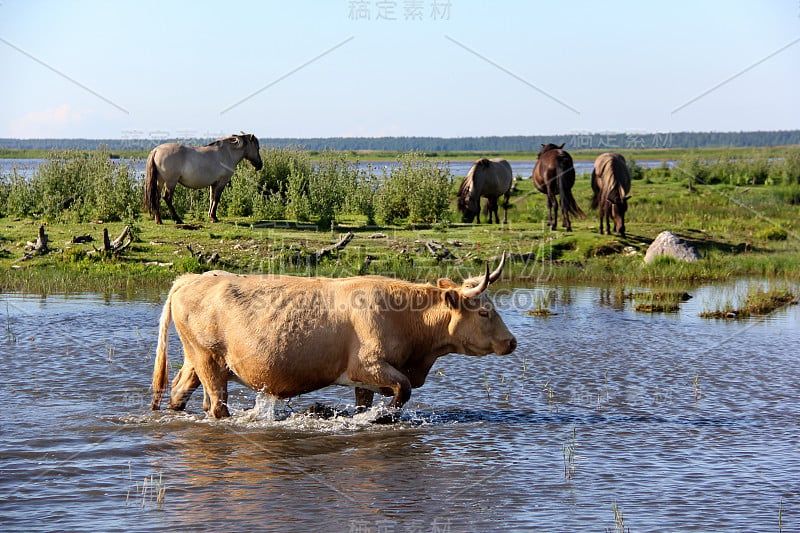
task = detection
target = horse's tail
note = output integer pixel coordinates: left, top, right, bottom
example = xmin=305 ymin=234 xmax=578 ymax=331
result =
xmin=557 ymin=155 xmax=584 ymax=218
xmin=151 ymin=283 xmax=175 ymax=410
xmin=143 ymin=149 xmax=161 ymax=220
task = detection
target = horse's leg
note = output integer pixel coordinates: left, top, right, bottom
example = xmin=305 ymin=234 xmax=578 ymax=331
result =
xmin=562 ymin=198 xmax=572 ymax=232
xmin=163 ymin=186 xmax=184 ymax=224
xmin=598 ymin=209 xmax=605 ymax=235
xmin=208 ymin=182 xmax=226 ymax=223
xmin=502 ymin=192 xmax=510 ymax=224
xmin=153 ymin=179 xmax=163 ymax=224
xmin=548 ymin=192 xmax=558 ymax=231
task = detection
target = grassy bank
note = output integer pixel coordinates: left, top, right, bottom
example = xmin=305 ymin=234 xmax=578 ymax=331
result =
xmin=1 ymin=147 xmax=798 ymax=295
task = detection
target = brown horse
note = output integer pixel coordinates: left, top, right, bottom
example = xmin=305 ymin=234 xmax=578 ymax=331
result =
xmin=531 ymin=143 xmax=584 ymax=231
xmin=591 ymin=153 xmax=631 ymax=237
xmin=457 ymin=158 xmax=514 ymax=224
xmin=144 ymin=133 xmax=262 ymax=224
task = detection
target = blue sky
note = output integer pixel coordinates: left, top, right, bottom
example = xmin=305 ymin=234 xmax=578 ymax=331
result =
xmin=0 ymin=0 xmax=798 ymax=139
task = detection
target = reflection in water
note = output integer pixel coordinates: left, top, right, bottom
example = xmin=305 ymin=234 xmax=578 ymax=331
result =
xmin=0 ymin=283 xmax=798 ymax=532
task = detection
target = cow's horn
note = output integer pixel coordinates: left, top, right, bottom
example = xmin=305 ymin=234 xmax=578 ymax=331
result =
xmin=488 ymin=252 xmax=506 ymax=284
xmin=462 ymin=263 xmax=490 ymax=298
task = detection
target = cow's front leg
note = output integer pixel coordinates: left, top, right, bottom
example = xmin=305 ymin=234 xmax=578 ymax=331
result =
xmin=354 ymin=359 xmax=412 ymax=409
xmin=377 ymin=363 xmax=412 ymax=408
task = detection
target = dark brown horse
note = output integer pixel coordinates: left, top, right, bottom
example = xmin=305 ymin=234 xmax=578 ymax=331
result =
xmin=591 ymin=153 xmax=631 ymax=237
xmin=457 ymin=158 xmax=514 ymax=224
xmin=531 ymin=143 xmax=584 ymax=231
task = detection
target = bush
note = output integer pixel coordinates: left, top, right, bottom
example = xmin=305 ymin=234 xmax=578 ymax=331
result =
xmin=627 ymin=158 xmax=644 ymax=181
xmin=675 ymin=153 xmax=711 ymax=187
xmin=778 ymin=150 xmax=800 ymax=185
xmin=756 ymin=226 xmax=788 ymax=241
xmin=7 ymin=151 xmax=140 ymax=222
xmin=220 ymin=147 xmax=312 ymax=220
xmin=284 ymin=153 xmax=376 ymax=229
xmin=2 ymin=168 xmax=37 ymax=217
xmin=376 ymin=152 xmax=452 ymax=225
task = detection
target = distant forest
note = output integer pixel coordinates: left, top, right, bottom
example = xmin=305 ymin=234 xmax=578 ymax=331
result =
xmin=1 ymin=130 xmax=799 ymax=152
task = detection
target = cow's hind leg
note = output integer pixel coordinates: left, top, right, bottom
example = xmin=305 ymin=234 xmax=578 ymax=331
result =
xmin=187 ymin=349 xmax=230 ymax=418
xmin=169 ymin=363 xmax=201 ymax=411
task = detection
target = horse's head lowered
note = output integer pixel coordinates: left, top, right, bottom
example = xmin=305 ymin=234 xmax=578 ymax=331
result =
xmin=231 ymin=133 xmax=263 ymax=170
xmin=457 ymin=159 xmax=491 ymax=223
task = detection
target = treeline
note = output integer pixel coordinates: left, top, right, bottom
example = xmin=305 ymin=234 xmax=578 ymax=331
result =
xmin=1 ymin=130 xmax=799 ymax=152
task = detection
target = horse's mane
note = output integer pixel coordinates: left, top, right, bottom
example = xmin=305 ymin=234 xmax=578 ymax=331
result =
xmin=204 ymin=135 xmax=236 ymax=147
xmin=538 ymin=143 xmax=565 ymax=158
xmin=205 ymin=133 xmax=258 ymax=148
xmin=591 ymin=154 xmax=628 ymax=209
xmin=458 ymin=159 xmax=485 ymax=201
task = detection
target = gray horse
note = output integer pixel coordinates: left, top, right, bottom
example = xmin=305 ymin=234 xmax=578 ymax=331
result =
xmin=144 ymin=133 xmax=263 ymax=224
xmin=457 ymin=158 xmax=514 ymax=224
xmin=591 ymin=152 xmax=631 ymax=237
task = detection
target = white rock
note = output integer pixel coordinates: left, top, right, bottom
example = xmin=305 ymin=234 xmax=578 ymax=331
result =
xmin=644 ymin=231 xmax=701 ymax=264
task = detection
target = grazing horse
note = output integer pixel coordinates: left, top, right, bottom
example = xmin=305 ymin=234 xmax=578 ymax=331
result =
xmin=457 ymin=158 xmax=514 ymax=224
xmin=144 ymin=133 xmax=263 ymax=224
xmin=531 ymin=143 xmax=584 ymax=231
xmin=591 ymin=153 xmax=631 ymax=237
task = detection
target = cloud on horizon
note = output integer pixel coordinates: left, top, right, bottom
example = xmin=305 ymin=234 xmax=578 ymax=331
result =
xmin=7 ymin=104 xmax=87 ymax=138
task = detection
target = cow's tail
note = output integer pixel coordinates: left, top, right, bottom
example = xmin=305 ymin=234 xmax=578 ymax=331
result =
xmin=558 ymin=155 xmax=585 ymax=218
xmin=150 ymin=286 xmax=174 ymax=410
xmin=143 ymin=149 xmax=161 ymax=221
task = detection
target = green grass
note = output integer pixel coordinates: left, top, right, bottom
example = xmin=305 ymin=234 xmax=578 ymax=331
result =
xmin=699 ymin=287 xmax=797 ymax=319
xmin=1 ymin=148 xmax=799 ymax=295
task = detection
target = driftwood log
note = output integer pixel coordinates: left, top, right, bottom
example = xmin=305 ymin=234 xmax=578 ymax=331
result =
xmin=311 ymin=232 xmax=354 ymax=264
xmin=89 ymin=226 xmax=134 ymax=256
xmin=186 ymin=244 xmax=220 ymax=265
xmin=19 ymin=225 xmax=50 ymax=261
xmin=425 ymin=240 xmax=455 ymax=261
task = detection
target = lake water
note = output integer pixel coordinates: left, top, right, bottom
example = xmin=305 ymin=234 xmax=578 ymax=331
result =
xmin=1 ymin=282 xmax=797 ymax=531
xmin=0 ymin=158 xmax=672 ymax=179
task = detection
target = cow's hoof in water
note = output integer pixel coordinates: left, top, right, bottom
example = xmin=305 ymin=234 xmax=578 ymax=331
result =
xmin=305 ymin=402 xmax=342 ymax=419
xmin=371 ymin=411 xmax=401 ymax=425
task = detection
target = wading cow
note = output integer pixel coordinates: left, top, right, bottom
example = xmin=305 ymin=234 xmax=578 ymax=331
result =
xmin=151 ymin=256 xmax=517 ymax=418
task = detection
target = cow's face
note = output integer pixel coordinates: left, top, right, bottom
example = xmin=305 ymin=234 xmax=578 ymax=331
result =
xmin=443 ymin=290 xmax=516 ymax=357
xmin=438 ymin=260 xmax=517 ymax=357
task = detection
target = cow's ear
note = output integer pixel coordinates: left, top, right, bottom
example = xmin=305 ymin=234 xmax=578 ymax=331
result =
xmin=437 ymin=278 xmax=458 ymax=289
xmin=444 ymin=290 xmax=460 ymax=309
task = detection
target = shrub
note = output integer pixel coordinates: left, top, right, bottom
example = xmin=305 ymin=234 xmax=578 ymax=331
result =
xmin=755 ymin=226 xmax=788 ymax=241
xmin=778 ymin=150 xmax=800 ymax=185
xmin=14 ymin=151 xmax=140 ymax=222
xmin=675 ymin=153 xmax=710 ymax=187
xmin=626 ymin=158 xmax=644 ymax=181
xmin=376 ymin=152 xmax=452 ymax=225
xmin=2 ymin=168 xmax=37 ymax=217
xmin=218 ymin=147 xmax=312 ymax=221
